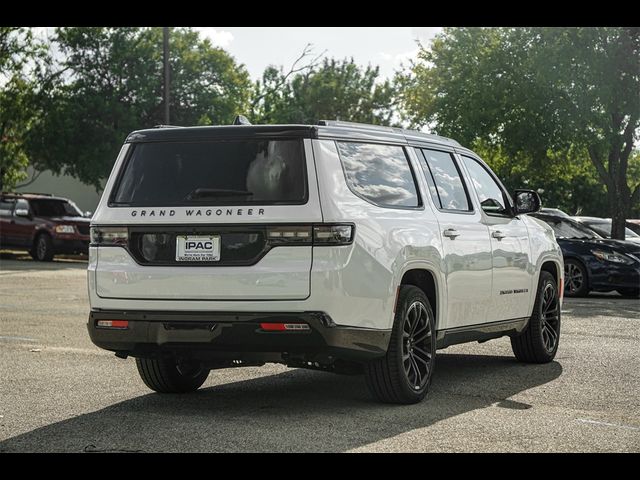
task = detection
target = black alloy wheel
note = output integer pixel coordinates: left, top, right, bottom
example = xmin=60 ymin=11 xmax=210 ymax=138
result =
xmin=511 ymin=271 xmax=561 ymax=363
xmin=540 ymin=282 xmax=560 ymax=353
xmin=402 ymin=300 xmax=434 ymax=391
xmin=364 ymin=285 xmax=436 ymax=404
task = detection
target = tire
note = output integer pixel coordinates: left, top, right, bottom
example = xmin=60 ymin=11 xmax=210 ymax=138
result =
xmin=617 ymin=288 xmax=640 ymax=298
xmin=511 ymin=271 xmax=561 ymax=363
xmin=364 ymin=285 xmax=436 ymax=404
xmin=32 ymin=233 xmax=54 ymax=262
xmin=136 ymin=357 xmax=209 ymax=393
xmin=563 ymin=259 xmax=589 ymax=297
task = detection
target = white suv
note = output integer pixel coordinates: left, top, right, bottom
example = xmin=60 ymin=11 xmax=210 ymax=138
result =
xmin=87 ymin=120 xmax=563 ymax=404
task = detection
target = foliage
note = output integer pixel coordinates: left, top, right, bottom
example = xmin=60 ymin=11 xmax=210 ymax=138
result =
xmin=399 ymin=27 xmax=640 ymax=235
xmin=0 ymin=27 xmax=45 ymax=190
xmin=252 ymin=57 xmax=396 ymax=126
xmin=27 ymin=27 xmax=251 ymax=188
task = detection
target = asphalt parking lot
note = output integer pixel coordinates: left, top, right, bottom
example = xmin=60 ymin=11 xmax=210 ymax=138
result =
xmin=1 ymin=253 xmax=639 ymax=452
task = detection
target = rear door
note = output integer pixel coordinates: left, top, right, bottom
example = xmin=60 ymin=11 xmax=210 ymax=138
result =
xmin=95 ymin=136 xmax=322 ymax=301
xmin=459 ymin=154 xmax=533 ymax=321
xmin=416 ymin=147 xmax=493 ymax=329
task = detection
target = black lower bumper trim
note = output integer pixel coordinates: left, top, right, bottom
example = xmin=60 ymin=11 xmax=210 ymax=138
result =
xmin=53 ymin=238 xmax=89 ymax=254
xmin=88 ymin=310 xmax=390 ymax=362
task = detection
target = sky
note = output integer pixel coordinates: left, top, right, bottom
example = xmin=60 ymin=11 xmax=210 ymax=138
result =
xmin=193 ymin=27 xmax=442 ymax=80
xmin=32 ymin=27 xmax=442 ymax=81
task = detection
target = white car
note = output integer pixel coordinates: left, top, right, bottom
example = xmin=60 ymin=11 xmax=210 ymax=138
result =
xmin=87 ymin=120 xmax=564 ymax=404
xmin=573 ymin=216 xmax=640 ymax=245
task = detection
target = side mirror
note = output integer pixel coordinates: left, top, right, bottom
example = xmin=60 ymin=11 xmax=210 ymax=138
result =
xmin=514 ymin=189 xmax=541 ymax=215
xmin=15 ymin=208 xmax=30 ymax=218
xmin=84 ymin=211 xmax=93 ymax=218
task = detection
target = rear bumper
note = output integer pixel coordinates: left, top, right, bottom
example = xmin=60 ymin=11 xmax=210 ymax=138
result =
xmin=87 ymin=309 xmax=391 ymax=362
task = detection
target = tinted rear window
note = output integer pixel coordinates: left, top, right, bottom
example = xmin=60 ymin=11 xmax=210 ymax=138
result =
xmin=111 ymin=140 xmax=307 ymax=206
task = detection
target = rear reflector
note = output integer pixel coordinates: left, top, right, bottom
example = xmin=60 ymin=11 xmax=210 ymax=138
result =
xmin=96 ymin=320 xmax=129 ymax=329
xmin=260 ymin=323 xmax=310 ymax=331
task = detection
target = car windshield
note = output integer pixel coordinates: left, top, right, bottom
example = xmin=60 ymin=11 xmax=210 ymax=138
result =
xmin=30 ymin=199 xmax=83 ymax=217
xmin=584 ymin=220 xmax=639 ymax=238
xmin=536 ymin=216 xmax=601 ymax=239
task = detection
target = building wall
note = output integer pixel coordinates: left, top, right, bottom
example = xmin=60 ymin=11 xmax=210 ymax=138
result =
xmin=15 ymin=168 xmax=104 ymax=213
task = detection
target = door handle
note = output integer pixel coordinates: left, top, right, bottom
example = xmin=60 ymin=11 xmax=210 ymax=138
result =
xmin=492 ymin=230 xmax=507 ymax=240
xmin=443 ymin=228 xmax=460 ymax=239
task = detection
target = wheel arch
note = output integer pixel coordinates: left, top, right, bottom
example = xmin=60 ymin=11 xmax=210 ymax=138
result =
xmin=541 ymin=260 xmax=560 ymax=285
xmin=396 ymin=262 xmax=443 ymax=330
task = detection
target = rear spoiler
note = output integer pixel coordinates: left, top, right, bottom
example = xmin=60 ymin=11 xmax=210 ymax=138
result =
xmin=126 ymin=125 xmax=318 ymax=143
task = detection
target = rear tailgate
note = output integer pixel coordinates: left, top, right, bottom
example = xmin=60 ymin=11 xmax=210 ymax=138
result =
xmin=94 ymin=135 xmax=322 ymax=301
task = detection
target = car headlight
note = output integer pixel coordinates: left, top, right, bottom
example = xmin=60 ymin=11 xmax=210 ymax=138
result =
xmin=590 ymin=249 xmax=635 ymax=265
xmin=55 ymin=225 xmax=76 ymax=234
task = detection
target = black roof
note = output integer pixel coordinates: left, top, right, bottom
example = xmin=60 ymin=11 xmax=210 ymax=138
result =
xmin=125 ymin=121 xmax=463 ymax=149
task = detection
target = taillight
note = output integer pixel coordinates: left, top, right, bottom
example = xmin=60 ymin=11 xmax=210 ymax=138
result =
xmin=265 ymin=224 xmax=354 ymax=246
xmin=96 ymin=320 xmax=129 ymax=329
xmin=266 ymin=225 xmax=313 ymax=245
xmin=90 ymin=226 xmax=128 ymax=246
xmin=313 ymin=224 xmax=354 ymax=245
xmin=260 ymin=323 xmax=311 ymax=331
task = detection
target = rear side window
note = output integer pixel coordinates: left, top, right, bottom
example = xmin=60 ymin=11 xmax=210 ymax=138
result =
xmin=419 ymin=149 xmax=471 ymax=212
xmin=336 ymin=142 xmax=420 ymax=208
xmin=111 ymin=139 xmax=307 ymax=207
xmin=30 ymin=199 xmax=82 ymax=217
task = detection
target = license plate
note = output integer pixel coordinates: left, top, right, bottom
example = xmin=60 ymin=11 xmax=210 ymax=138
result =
xmin=175 ymin=235 xmax=220 ymax=262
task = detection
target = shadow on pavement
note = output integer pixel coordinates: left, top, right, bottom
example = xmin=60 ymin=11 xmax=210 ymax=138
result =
xmin=0 ymin=353 xmax=562 ymax=452
xmin=563 ymin=295 xmax=640 ymax=319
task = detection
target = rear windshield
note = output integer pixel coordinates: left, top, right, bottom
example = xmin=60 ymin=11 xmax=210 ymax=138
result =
xmin=111 ymin=139 xmax=307 ymax=206
xmin=30 ymin=199 xmax=83 ymax=217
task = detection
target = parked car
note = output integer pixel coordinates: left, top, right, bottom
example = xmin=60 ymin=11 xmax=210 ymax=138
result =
xmin=0 ymin=193 xmax=90 ymax=261
xmin=530 ymin=213 xmax=640 ymax=298
xmin=87 ymin=120 xmax=564 ymax=404
xmin=540 ymin=207 xmax=571 ymax=218
xmin=573 ymin=216 xmax=640 ymax=245
xmin=627 ymin=219 xmax=640 ymax=236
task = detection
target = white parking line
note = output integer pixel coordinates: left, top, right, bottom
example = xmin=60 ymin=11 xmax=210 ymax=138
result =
xmin=0 ymin=335 xmax=38 ymax=342
xmin=577 ymin=418 xmax=640 ymax=432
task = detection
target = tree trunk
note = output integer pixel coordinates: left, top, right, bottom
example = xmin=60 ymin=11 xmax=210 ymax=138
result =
xmin=610 ymin=190 xmax=628 ymax=240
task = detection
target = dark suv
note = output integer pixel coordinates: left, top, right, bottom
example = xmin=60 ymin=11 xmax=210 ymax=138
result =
xmin=0 ymin=193 xmax=90 ymax=261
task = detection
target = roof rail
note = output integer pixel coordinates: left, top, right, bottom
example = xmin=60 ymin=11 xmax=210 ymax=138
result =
xmin=318 ymin=119 xmax=461 ymax=147
xmin=318 ymin=120 xmax=397 ymax=133
xmin=152 ymin=124 xmax=183 ymax=129
xmin=2 ymin=192 xmax=54 ymax=196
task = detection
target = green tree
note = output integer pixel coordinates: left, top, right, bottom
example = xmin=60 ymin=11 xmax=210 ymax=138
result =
xmin=253 ymin=57 xmax=396 ymax=126
xmin=28 ymin=27 xmax=251 ymax=188
xmin=399 ymin=27 xmax=640 ymax=238
xmin=0 ymin=27 xmax=45 ymax=191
